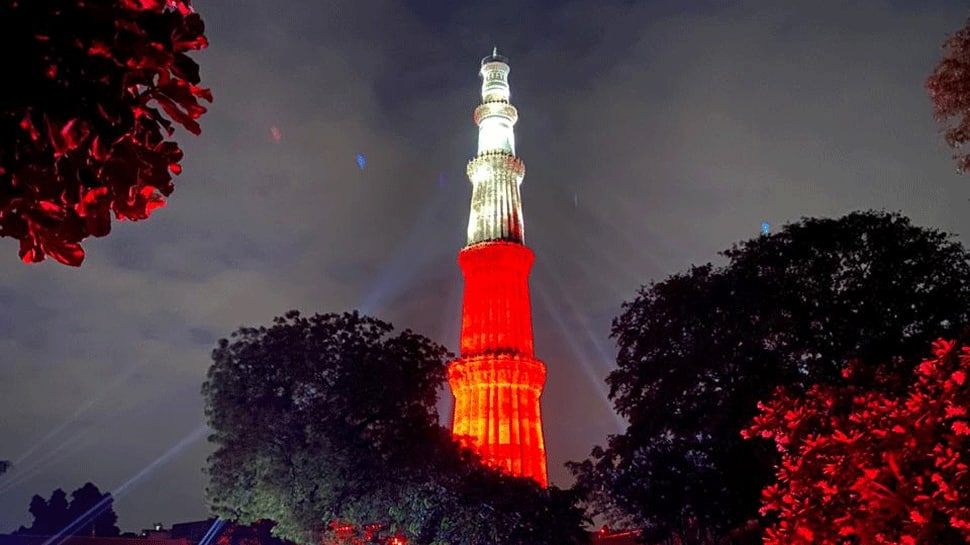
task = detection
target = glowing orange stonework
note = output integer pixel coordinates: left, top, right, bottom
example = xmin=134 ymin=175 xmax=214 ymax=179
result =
xmin=448 ymin=50 xmax=548 ymax=487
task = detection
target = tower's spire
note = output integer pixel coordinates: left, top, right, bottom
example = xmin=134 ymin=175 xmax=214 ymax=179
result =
xmin=465 ymin=52 xmax=525 ymax=245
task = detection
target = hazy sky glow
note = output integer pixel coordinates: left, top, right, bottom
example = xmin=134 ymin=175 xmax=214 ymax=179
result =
xmin=2 ymin=0 xmax=970 ymax=532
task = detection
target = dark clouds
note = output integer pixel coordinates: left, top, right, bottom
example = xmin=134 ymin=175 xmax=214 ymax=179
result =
xmin=1 ymin=0 xmax=968 ymax=532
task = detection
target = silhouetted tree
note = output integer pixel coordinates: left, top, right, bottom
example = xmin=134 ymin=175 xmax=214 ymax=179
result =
xmin=569 ymin=211 xmax=970 ymax=545
xmin=928 ymin=16 xmax=970 ymax=173
xmin=0 ymin=460 xmax=8 ymax=475
xmin=204 ymin=310 xmax=588 ymax=545
xmin=746 ymin=335 xmax=970 ymax=545
xmin=0 ymin=0 xmax=210 ymax=265
xmin=16 ymin=482 xmax=120 ymax=537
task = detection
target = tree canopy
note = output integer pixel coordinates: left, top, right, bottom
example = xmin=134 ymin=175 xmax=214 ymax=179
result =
xmin=569 ymin=211 xmax=970 ymax=544
xmin=203 ymin=310 xmax=587 ymax=545
xmin=0 ymin=0 xmax=209 ymax=265
xmin=16 ymin=482 xmax=120 ymax=537
xmin=928 ymin=16 xmax=970 ymax=173
xmin=746 ymin=334 xmax=970 ymax=545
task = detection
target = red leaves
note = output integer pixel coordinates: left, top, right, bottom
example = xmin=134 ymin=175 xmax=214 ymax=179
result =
xmin=0 ymin=0 xmax=210 ymax=265
xmin=215 ymin=521 xmax=293 ymax=545
xmin=76 ymin=187 xmax=111 ymax=237
xmin=19 ymin=114 xmax=40 ymax=141
xmin=794 ymin=526 xmax=813 ymax=541
xmin=151 ymin=80 xmax=207 ymax=135
xmin=953 ymin=420 xmax=970 ymax=435
xmin=746 ymin=337 xmax=970 ymax=544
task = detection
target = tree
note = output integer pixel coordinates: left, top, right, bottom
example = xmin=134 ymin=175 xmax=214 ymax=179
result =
xmin=16 ymin=482 xmax=121 ymax=537
xmin=0 ymin=0 xmax=210 ymax=266
xmin=745 ymin=335 xmax=970 ymax=545
xmin=569 ymin=211 xmax=970 ymax=545
xmin=203 ymin=310 xmax=588 ymax=545
xmin=927 ymin=17 xmax=970 ymax=173
xmin=0 ymin=460 xmax=8 ymax=475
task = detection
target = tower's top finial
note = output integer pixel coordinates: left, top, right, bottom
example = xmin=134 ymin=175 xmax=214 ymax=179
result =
xmin=482 ymin=47 xmax=509 ymax=66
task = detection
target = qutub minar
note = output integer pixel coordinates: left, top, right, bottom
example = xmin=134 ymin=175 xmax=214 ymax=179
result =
xmin=448 ymin=49 xmax=548 ymax=487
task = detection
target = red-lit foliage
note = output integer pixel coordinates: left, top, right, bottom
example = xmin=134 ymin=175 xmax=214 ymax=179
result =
xmin=215 ymin=520 xmax=294 ymax=545
xmin=928 ymin=17 xmax=970 ymax=173
xmin=0 ymin=0 xmax=209 ymax=265
xmin=322 ymin=522 xmax=406 ymax=545
xmin=450 ymin=241 xmax=548 ymax=487
xmin=745 ymin=337 xmax=970 ymax=545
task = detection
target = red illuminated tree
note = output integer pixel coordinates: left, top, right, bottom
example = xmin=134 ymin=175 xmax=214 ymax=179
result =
xmin=216 ymin=520 xmax=295 ymax=545
xmin=927 ymin=16 xmax=970 ymax=173
xmin=570 ymin=211 xmax=970 ymax=545
xmin=0 ymin=0 xmax=210 ymax=265
xmin=745 ymin=336 xmax=970 ymax=545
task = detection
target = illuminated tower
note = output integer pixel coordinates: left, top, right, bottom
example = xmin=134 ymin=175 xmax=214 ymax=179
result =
xmin=448 ymin=49 xmax=548 ymax=486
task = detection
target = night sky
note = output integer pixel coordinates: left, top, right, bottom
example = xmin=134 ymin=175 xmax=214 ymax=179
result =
xmin=2 ymin=0 xmax=969 ymax=533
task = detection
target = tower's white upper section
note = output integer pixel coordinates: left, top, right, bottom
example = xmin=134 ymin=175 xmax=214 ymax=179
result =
xmin=476 ymin=51 xmax=518 ymax=155
xmin=465 ymin=49 xmax=526 ymax=246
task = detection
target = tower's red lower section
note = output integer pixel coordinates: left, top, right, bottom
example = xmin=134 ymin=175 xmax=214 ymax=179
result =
xmin=448 ymin=241 xmax=548 ymax=486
